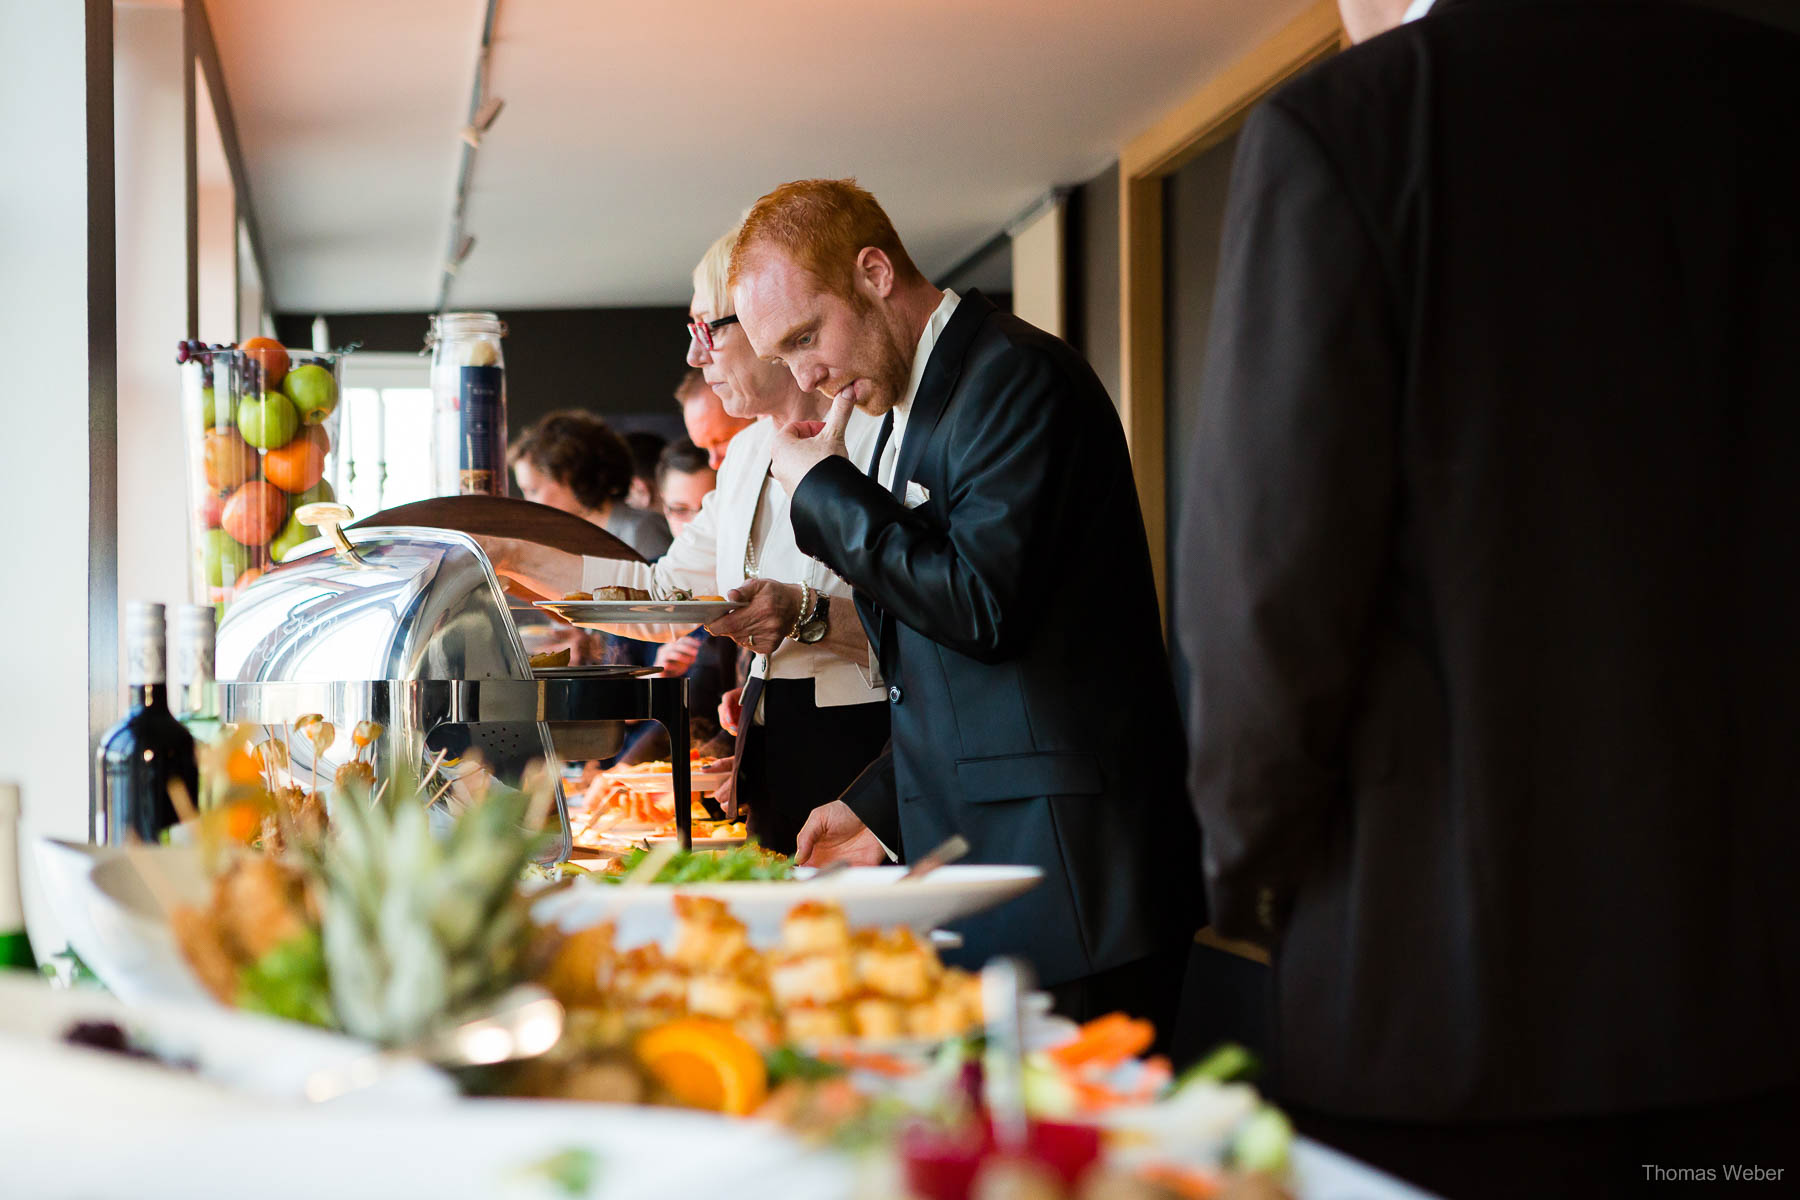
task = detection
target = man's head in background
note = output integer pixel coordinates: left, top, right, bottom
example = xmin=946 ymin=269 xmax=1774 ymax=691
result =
xmin=623 ymin=430 xmax=667 ymax=512
xmin=655 ymin=439 xmax=716 ymax=537
xmin=675 ymin=367 xmax=752 ymax=469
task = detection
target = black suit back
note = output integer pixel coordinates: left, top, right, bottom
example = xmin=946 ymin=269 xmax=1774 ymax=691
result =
xmin=1182 ymin=0 xmax=1800 ymax=1118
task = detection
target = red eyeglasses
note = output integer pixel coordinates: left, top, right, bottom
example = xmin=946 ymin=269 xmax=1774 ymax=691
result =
xmin=687 ymin=313 xmax=740 ymax=351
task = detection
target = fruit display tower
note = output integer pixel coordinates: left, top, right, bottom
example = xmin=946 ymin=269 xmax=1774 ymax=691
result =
xmin=178 ymin=337 xmax=345 ymax=614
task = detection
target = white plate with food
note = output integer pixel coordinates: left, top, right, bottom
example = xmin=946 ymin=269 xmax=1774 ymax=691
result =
xmin=0 ymin=972 xmax=455 ymax=1107
xmin=37 ymin=840 xmax=218 ymax=1007
xmin=536 ymin=598 xmax=740 ymax=626
xmin=534 ymin=863 xmax=1043 ymax=949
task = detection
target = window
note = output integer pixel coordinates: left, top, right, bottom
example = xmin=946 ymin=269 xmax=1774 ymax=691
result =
xmin=332 ymin=352 xmax=435 ymax=520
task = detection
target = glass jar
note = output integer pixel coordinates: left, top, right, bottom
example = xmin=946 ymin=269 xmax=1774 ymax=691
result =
xmin=179 ymin=342 xmax=344 ymax=615
xmin=427 ymin=311 xmax=509 ymax=497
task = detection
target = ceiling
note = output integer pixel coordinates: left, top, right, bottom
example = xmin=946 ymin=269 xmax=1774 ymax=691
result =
xmin=205 ymin=0 xmax=1317 ymax=313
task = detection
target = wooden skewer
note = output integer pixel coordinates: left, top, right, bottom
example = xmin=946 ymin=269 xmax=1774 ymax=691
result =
xmin=165 ymin=779 xmax=200 ymax=827
xmin=122 ymin=834 xmax=184 ymax=918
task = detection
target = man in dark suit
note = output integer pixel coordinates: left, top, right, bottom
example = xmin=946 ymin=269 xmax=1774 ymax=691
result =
xmin=1182 ymin=0 xmax=1800 ymax=1192
xmin=728 ymin=179 xmax=1202 ymax=1025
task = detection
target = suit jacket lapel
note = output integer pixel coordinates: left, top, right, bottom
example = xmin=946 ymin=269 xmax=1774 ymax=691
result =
xmin=887 ymin=289 xmax=994 ymax=498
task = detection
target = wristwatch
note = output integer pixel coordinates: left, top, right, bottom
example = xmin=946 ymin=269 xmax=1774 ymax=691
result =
xmin=793 ymin=584 xmax=830 ymax=645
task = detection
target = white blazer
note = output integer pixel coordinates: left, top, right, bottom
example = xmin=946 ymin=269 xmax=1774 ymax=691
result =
xmin=578 ymin=412 xmax=887 ymax=709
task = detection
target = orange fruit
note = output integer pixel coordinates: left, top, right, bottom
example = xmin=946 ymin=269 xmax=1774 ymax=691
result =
xmin=264 ymin=432 xmax=326 ymax=493
xmin=635 ymin=1018 xmax=768 ymax=1115
xmin=241 ymin=337 xmax=290 ymax=388
xmin=202 ymin=427 xmax=256 ymax=489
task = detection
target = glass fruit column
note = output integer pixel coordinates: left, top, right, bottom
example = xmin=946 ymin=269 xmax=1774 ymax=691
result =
xmin=427 ymin=312 xmax=509 ymax=497
xmin=177 ymin=338 xmax=344 ymax=614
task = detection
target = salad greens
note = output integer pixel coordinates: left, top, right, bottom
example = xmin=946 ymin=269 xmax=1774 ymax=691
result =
xmin=235 ymin=928 xmax=333 ymax=1028
xmin=597 ymin=844 xmax=793 ymax=885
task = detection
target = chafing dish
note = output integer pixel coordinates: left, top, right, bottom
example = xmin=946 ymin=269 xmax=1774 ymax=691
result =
xmin=213 ymin=521 xmax=696 ymax=858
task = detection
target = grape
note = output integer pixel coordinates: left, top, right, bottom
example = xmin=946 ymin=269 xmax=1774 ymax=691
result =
xmin=175 ymin=343 xmax=190 ymax=365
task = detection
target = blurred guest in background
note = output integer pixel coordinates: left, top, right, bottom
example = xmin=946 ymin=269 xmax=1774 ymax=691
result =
xmin=509 ymin=410 xmax=673 ymax=561
xmin=481 ymin=226 xmax=890 ymax=855
xmin=675 ymin=368 xmax=752 ymax=469
xmin=1179 ymin=0 xmax=1800 ymax=1193
xmin=623 ymin=430 xmax=668 ymax=513
xmin=655 ymin=439 xmax=715 ymax=538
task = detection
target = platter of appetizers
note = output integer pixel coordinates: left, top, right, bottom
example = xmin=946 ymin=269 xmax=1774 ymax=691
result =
xmin=536 ymin=586 xmax=740 ymax=626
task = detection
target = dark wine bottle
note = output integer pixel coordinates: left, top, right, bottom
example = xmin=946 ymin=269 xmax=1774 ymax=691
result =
xmin=0 ymin=782 xmax=33 ymax=971
xmin=95 ymin=603 xmax=199 ymax=845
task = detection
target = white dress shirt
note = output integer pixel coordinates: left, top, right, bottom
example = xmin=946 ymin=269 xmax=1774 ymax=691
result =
xmin=875 ymin=289 xmax=962 ymax=491
xmin=577 ymin=412 xmax=888 ymax=711
xmin=1402 ymin=0 xmax=1435 ymax=21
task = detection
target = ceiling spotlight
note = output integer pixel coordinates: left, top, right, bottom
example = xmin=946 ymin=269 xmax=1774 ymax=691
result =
xmin=447 ymin=233 xmax=477 ymax=274
xmin=461 ymin=96 xmax=505 ymax=147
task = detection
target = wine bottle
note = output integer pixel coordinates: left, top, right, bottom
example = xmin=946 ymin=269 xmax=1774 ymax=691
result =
xmin=95 ymin=603 xmax=199 ymax=845
xmin=0 ymin=782 xmax=32 ymax=971
xmin=175 ymin=603 xmax=225 ymax=769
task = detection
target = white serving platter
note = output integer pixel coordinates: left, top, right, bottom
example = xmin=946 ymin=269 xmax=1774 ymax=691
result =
xmin=536 ymin=598 xmax=740 ymax=625
xmin=533 ymin=863 xmax=1043 ymax=951
xmin=0 ymin=972 xmax=455 ymax=1107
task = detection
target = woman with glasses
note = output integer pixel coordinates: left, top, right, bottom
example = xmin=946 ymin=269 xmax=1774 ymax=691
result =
xmin=480 ymin=225 xmax=891 ymax=856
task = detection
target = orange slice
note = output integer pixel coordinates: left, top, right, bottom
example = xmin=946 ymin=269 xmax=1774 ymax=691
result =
xmin=636 ymin=1018 xmax=768 ymax=1115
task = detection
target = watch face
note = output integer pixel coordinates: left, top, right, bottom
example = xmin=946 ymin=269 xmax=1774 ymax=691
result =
xmin=797 ymin=620 xmax=827 ymax=644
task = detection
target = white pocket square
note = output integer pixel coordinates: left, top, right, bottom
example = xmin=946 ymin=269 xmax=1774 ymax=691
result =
xmin=903 ymin=481 xmax=931 ymax=510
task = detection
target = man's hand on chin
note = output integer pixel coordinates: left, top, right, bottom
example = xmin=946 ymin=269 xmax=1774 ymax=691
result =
xmin=770 ymin=391 xmax=856 ymax=494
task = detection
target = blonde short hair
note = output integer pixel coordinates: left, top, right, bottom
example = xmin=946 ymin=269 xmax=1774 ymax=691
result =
xmin=691 ymin=224 xmax=740 ymax=318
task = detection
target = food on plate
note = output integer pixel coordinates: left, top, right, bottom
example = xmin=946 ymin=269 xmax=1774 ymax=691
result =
xmin=593 ymin=585 xmax=652 ymax=602
xmin=561 ymin=591 xmax=592 ymax=600
xmin=334 ymin=760 xmax=376 ymax=791
xmin=591 ymin=844 xmax=793 ymax=885
xmin=544 ymin=899 xmax=982 ymax=1051
xmin=635 ymin=1017 xmax=770 ymax=1115
xmin=529 ymin=648 xmax=572 ymax=668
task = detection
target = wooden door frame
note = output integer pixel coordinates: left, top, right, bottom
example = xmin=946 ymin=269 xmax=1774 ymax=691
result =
xmin=1117 ymin=1 xmax=1344 ymax=610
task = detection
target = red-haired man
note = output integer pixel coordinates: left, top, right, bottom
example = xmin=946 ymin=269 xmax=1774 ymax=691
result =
xmin=730 ymin=178 xmax=1202 ymax=1029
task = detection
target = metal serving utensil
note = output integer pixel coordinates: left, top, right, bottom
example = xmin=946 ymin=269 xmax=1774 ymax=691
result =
xmin=302 ymin=984 xmax=565 ymax=1103
xmin=899 ymin=833 xmax=971 ymax=882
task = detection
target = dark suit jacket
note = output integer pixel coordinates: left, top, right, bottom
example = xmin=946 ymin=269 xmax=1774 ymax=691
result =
xmin=792 ymin=291 xmax=1203 ymax=987
xmin=1182 ymin=0 xmax=1800 ymax=1119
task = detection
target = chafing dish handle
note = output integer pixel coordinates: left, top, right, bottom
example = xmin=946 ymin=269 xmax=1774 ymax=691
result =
xmin=295 ymin=501 xmax=369 ymax=567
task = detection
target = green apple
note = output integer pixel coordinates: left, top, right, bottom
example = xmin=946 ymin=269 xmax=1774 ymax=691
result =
xmin=199 ymin=386 xmax=234 ymax=430
xmin=269 ymin=511 xmax=315 ymax=562
xmin=201 ymin=527 xmax=251 ymax=587
xmin=294 ymin=478 xmax=335 ymax=508
xmin=282 ymin=363 xmax=338 ymax=425
xmin=236 ymin=391 xmax=300 ymax=450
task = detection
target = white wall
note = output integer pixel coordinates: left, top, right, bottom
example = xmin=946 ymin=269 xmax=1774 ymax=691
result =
xmin=1011 ymin=199 xmax=1067 ymax=339
xmin=114 ymin=2 xmax=191 ymax=623
xmin=0 ymin=0 xmax=115 ymax=939
xmin=195 ymin=68 xmax=237 ymax=342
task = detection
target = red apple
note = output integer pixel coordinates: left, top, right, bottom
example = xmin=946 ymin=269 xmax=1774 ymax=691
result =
xmin=221 ymin=480 xmax=288 ymax=546
xmin=198 ymin=486 xmax=230 ymax=530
